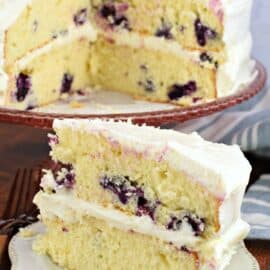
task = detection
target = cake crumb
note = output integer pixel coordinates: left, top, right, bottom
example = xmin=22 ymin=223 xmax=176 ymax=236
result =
xmin=70 ymin=101 xmax=85 ymax=108
xmin=19 ymin=228 xmax=37 ymax=238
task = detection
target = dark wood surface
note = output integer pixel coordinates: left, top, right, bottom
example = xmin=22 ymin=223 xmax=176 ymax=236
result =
xmin=0 ymin=123 xmax=269 ymax=269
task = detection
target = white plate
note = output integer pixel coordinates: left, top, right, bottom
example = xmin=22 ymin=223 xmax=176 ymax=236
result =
xmin=9 ymin=222 xmax=260 ymax=270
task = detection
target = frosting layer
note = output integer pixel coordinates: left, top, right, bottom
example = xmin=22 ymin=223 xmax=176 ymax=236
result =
xmin=34 ymin=189 xmax=249 ymax=269
xmin=53 ymin=119 xmax=252 ymax=199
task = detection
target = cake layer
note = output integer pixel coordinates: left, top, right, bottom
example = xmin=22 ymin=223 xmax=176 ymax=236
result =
xmin=5 ymin=32 xmax=217 ymax=109
xmin=34 ymin=190 xmax=249 ymax=270
xmin=4 ymin=0 xmax=90 ymax=68
xmin=34 ymin=216 xmax=198 ymax=270
xmin=49 ymin=119 xmax=251 ymax=238
xmin=91 ymin=0 xmax=224 ymax=52
xmin=5 ymin=35 xmax=93 ymax=110
xmin=90 ymin=37 xmax=217 ymax=104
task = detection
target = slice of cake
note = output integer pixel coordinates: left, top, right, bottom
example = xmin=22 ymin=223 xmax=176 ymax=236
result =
xmin=33 ymin=119 xmax=251 ymax=269
xmin=0 ymin=0 xmax=255 ymax=109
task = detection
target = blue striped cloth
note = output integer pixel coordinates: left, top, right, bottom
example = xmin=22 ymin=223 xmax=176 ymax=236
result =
xmin=173 ymin=86 xmax=270 ymax=153
xmin=242 ymin=175 xmax=270 ymax=239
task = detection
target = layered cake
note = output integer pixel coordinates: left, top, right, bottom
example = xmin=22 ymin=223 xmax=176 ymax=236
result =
xmin=0 ymin=0 xmax=254 ymax=109
xmin=33 ymin=119 xmax=251 ymax=269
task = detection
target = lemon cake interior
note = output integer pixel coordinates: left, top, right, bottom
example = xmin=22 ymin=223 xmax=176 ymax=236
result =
xmin=33 ymin=119 xmax=251 ymax=270
xmin=1 ymin=0 xmax=255 ymax=109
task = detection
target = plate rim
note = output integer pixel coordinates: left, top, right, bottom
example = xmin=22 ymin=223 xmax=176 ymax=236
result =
xmin=0 ymin=60 xmax=267 ymax=129
xmin=8 ymin=222 xmax=260 ymax=270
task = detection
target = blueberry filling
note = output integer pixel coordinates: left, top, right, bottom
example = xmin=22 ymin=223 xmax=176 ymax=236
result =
xmin=155 ymin=23 xmax=173 ymax=39
xmin=168 ymin=81 xmax=197 ymax=100
xmin=136 ymin=196 xmax=159 ymax=221
xmin=60 ymin=73 xmax=74 ymax=94
xmin=138 ymin=79 xmax=155 ymax=92
xmin=55 ymin=166 xmax=76 ymax=189
xmin=100 ymin=175 xmax=158 ymax=220
xmin=74 ymin=8 xmax=88 ymax=26
xmin=183 ymin=213 xmax=205 ymax=236
xmin=167 ymin=213 xmax=205 ymax=236
xmin=194 ymin=19 xmax=217 ymax=46
xmin=167 ymin=216 xmax=182 ymax=231
xmin=100 ymin=175 xmax=143 ymax=204
xmin=15 ymin=73 xmax=32 ymax=102
xmin=99 ymin=3 xmax=130 ymax=30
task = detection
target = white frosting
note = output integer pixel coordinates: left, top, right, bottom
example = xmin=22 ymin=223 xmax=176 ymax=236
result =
xmin=16 ymin=23 xmax=97 ymax=69
xmin=218 ymin=0 xmax=256 ymax=96
xmin=109 ymin=31 xmax=203 ymax=63
xmin=53 ymin=119 xmax=251 ymax=199
xmin=34 ymin=190 xmax=249 ymax=270
xmin=34 ymin=191 xmax=200 ymax=247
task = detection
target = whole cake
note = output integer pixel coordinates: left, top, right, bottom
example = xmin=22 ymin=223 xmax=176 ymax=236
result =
xmin=0 ymin=0 xmax=254 ymax=109
xmin=33 ymin=119 xmax=251 ymax=269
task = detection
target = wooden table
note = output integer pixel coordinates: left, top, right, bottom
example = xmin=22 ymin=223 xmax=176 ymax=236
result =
xmin=0 ymin=123 xmax=269 ymax=269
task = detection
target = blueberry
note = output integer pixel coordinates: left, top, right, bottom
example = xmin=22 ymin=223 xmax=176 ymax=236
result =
xmin=74 ymin=8 xmax=88 ymax=26
xmin=183 ymin=213 xmax=205 ymax=236
xmin=155 ymin=23 xmax=173 ymax=39
xmin=136 ymin=196 xmax=158 ymax=221
xmin=60 ymin=73 xmax=73 ymax=94
xmin=100 ymin=175 xmax=158 ymax=220
xmin=168 ymin=81 xmax=197 ymax=100
xmin=55 ymin=166 xmax=76 ymax=189
xmin=200 ymin=52 xmax=213 ymax=63
xmin=100 ymin=3 xmax=116 ymax=18
xmin=138 ymin=79 xmax=155 ymax=92
xmin=99 ymin=3 xmax=130 ymax=30
xmin=167 ymin=213 xmax=205 ymax=236
xmin=15 ymin=73 xmax=32 ymax=102
xmin=194 ymin=19 xmax=217 ymax=46
xmin=100 ymin=175 xmax=142 ymax=204
xmin=167 ymin=216 xmax=182 ymax=231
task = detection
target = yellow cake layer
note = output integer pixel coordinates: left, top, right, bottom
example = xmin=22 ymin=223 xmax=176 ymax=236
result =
xmin=5 ymin=38 xmax=92 ymax=109
xmin=5 ymin=0 xmax=90 ymax=68
xmin=5 ymin=35 xmax=216 ymax=109
xmin=51 ymin=124 xmax=221 ymax=237
xmin=34 ymin=216 xmax=199 ymax=270
xmin=90 ymin=37 xmax=217 ymax=104
xmin=91 ymin=0 xmax=224 ymax=52
xmin=5 ymin=0 xmax=223 ymax=70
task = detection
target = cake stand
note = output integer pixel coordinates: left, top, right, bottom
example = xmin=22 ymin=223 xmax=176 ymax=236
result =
xmin=0 ymin=60 xmax=266 ymax=129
